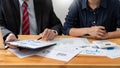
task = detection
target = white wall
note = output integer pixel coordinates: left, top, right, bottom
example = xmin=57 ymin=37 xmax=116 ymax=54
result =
xmin=52 ymin=0 xmax=73 ymax=24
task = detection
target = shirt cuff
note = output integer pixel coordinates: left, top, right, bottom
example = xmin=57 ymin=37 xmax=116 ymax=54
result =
xmin=52 ymin=30 xmax=58 ymax=35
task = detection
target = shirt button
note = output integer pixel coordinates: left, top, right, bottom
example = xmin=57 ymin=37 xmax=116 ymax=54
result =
xmin=92 ymin=21 xmax=96 ymax=25
xmin=93 ymin=12 xmax=96 ymax=14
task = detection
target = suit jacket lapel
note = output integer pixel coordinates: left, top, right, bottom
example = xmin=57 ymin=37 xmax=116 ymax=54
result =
xmin=34 ymin=0 xmax=42 ymax=34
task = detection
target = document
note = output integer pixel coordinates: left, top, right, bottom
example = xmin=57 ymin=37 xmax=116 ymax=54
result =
xmin=8 ymin=49 xmax=36 ymax=58
xmin=80 ymin=46 xmax=105 ymax=56
xmin=36 ymin=38 xmax=90 ymax=61
xmin=103 ymin=46 xmax=120 ymax=59
xmin=80 ymin=40 xmax=120 ymax=59
xmin=8 ymin=38 xmax=90 ymax=62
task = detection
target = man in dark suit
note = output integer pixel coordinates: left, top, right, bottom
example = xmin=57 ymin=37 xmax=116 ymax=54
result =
xmin=0 ymin=0 xmax=62 ymax=43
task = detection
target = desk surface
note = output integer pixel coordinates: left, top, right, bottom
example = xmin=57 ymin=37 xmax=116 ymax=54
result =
xmin=0 ymin=35 xmax=120 ymax=68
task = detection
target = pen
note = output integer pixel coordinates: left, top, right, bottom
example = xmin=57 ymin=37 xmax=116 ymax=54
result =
xmin=37 ymin=37 xmax=42 ymax=40
xmin=106 ymin=47 xmax=114 ymax=50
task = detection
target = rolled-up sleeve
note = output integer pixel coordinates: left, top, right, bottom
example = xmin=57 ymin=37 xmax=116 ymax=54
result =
xmin=117 ymin=11 xmax=120 ymax=28
xmin=63 ymin=0 xmax=80 ymax=35
xmin=116 ymin=1 xmax=120 ymax=28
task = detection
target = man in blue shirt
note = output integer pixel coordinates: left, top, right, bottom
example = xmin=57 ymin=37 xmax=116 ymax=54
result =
xmin=63 ymin=0 xmax=120 ymax=39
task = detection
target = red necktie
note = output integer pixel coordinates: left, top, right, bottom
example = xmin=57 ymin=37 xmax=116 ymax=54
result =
xmin=22 ymin=1 xmax=30 ymax=35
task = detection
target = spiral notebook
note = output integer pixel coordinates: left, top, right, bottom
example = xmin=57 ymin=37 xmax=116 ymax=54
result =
xmin=6 ymin=40 xmax=56 ymax=49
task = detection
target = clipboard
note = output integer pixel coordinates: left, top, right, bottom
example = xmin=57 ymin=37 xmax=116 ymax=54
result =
xmin=6 ymin=40 xmax=56 ymax=49
xmin=0 ymin=27 xmax=5 ymax=49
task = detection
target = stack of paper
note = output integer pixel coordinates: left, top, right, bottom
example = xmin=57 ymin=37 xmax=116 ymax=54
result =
xmin=9 ymin=39 xmax=120 ymax=61
xmin=8 ymin=38 xmax=90 ymax=62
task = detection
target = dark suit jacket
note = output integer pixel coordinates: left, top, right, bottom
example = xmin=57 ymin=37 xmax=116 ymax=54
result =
xmin=0 ymin=0 xmax=62 ymax=40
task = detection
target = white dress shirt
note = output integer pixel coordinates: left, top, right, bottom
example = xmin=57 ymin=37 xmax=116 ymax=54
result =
xmin=19 ymin=0 xmax=37 ymax=35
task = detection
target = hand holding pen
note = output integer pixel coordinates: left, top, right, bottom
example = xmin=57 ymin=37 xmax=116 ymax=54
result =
xmin=38 ymin=28 xmax=57 ymax=41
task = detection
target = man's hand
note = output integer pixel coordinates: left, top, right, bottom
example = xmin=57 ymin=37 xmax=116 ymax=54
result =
xmin=40 ymin=28 xmax=58 ymax=40
xmin=88 ymin=26 xmax=107 ymax=39
xmin=98 ymin=33 xmax=110 ymax=40
xmin=5 ymin=33 xmax=18 ymax=49
xmin=5 ymin=33 xmax=17 ymax=42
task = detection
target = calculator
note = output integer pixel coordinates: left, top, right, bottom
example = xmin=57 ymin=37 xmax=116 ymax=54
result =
xmin=93 ymin=40 xmax=117 ymax=49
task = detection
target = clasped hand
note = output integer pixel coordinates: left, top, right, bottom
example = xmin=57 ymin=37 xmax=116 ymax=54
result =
xmin=88 ymin=26 xmax=109 ymax=40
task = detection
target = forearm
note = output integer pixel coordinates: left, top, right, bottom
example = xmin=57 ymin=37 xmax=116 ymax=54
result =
xmin=107 ymin=30 xmax=120 ymax=39
xmin=69 ymin=28 xmax=89 ymax=37
xmin=0 ymin=26 xmax=18 ymax=41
